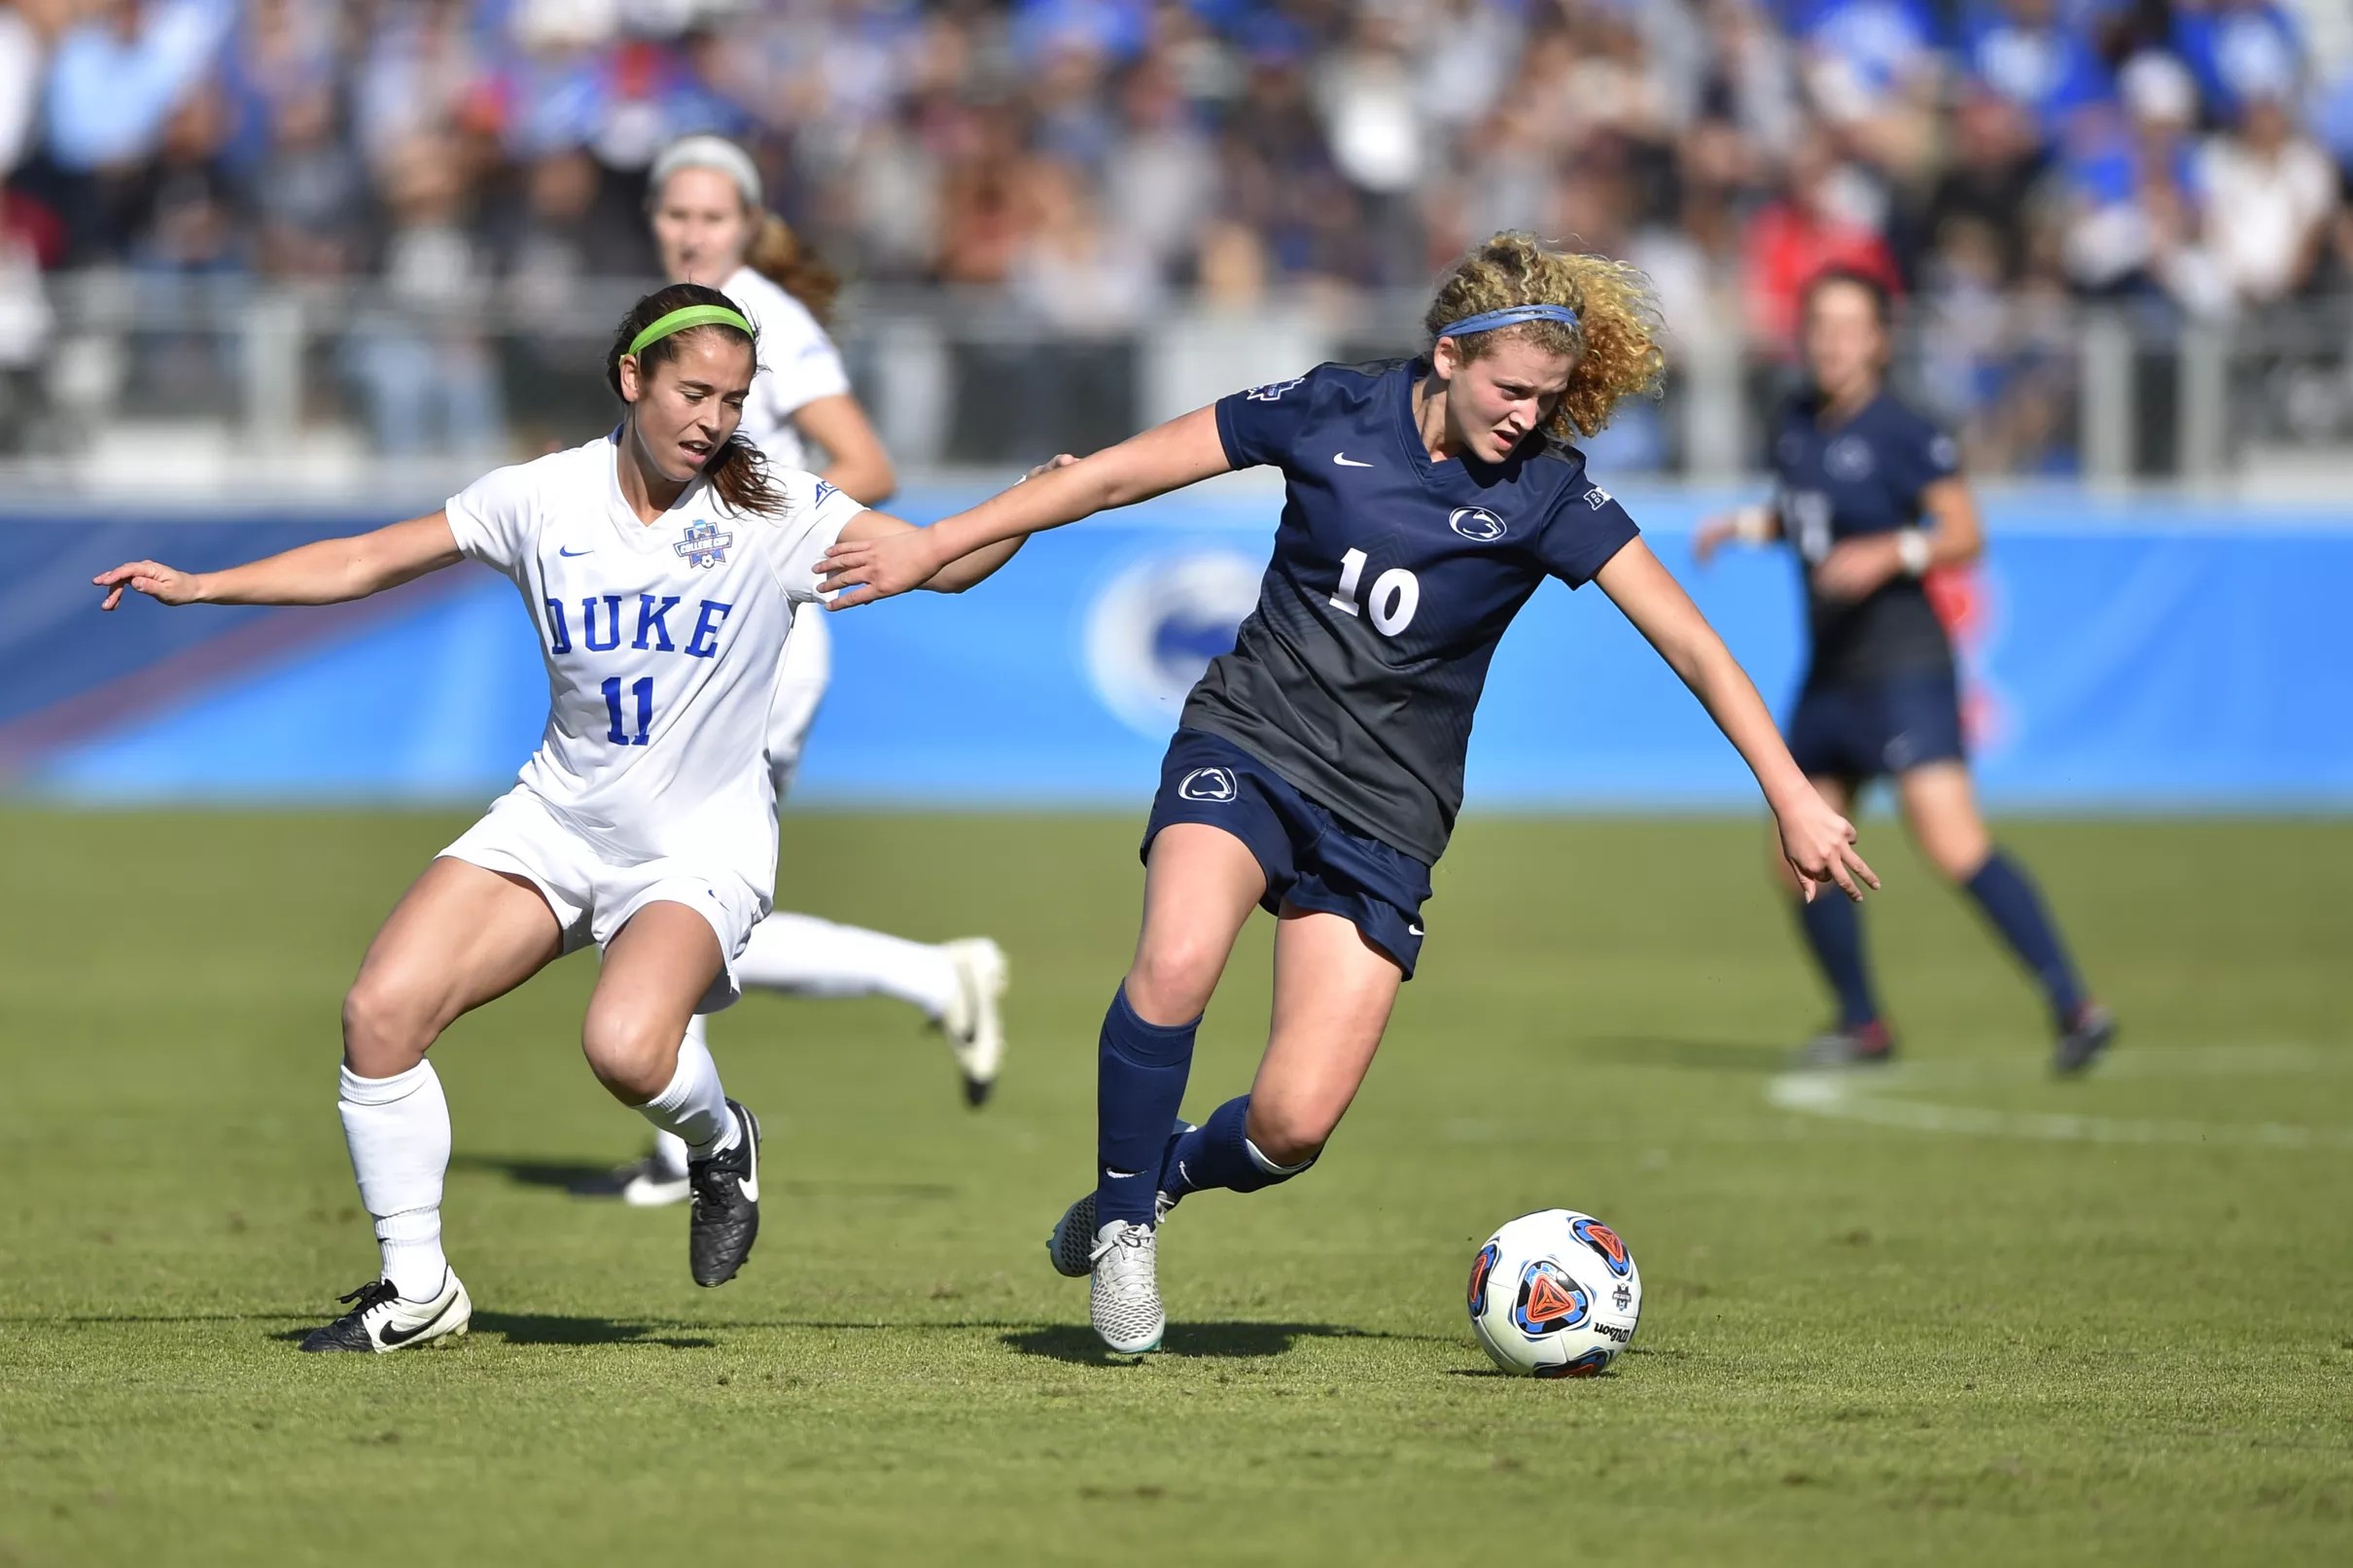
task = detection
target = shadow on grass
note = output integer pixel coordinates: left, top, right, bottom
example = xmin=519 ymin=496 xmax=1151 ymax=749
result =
xmin=261 ymin=1311 xmax=716 ymax=1349
xmin=448 ymin=1153 xmax=957 ymax=1203
xmin=1002 ymin=1321 xmax=1440 ymax=1364
xmin=1579 ymin=1034 xmax=1785 ymax=1075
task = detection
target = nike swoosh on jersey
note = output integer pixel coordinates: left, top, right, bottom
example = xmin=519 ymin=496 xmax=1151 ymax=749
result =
xmin=375 ymin=1291 xmax=458 ymax=1347
xmin=558 ymin=546 xmax=594 ymax=557
xmin=1333 ymin=453 xmax=1374 ymax=468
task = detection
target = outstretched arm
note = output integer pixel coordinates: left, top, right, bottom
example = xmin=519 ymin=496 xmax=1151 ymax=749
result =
xmin=1595 ymin=539 xmax=1879 ymax=902
xmin=819 ymin=405 xmax=1231 ymax=608
xmin=829 ymin=456 xmax=1080 ymax=594
xmin=94 ymin=513 xmax=464 ymax=611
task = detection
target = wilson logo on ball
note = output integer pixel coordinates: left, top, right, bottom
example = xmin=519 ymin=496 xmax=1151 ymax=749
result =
xmin=1511 ymin=1259 xmax=1591 ymax=1338
xmin=1466 ymin=1241 xmax=1500 ymax=1318
xmin=1572 ymin=1217 xmax=1633 ymax=1278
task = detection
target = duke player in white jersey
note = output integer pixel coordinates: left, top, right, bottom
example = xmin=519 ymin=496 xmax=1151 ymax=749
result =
xmin=584 ymin=136 xmax=1023 ymax=1208
xmin=92 ymin=284 xmax=1023 ymax=1351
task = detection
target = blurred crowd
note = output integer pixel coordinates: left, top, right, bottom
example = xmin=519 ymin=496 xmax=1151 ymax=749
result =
xmin=2 ymin=0 xmax=2351 ymax=471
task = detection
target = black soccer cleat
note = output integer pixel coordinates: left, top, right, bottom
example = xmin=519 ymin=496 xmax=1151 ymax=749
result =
xmin=687 ymin=1099 xmax=761 ymax=1287
xmin=1788 ymin=1019 xmax=1895 ymax=1068
xmin=297 ymin=1272 xmax=471 ymax=1353
xmin=2053 ymin=1003 xmax=2117 ymax=1077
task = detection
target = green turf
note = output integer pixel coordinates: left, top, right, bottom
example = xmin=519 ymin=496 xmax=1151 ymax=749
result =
xmin=3 ymin=807 xmax=2349 ymax=1566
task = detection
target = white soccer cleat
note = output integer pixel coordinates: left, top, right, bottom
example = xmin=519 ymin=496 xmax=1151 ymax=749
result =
xmin=1089 ymin=1220 xmax=1165 ymax=1354
xmin=1048 ymin=1182 xmax=1177 ymax=1278
xmin=619 ymin=1153 xmax=691 ymax=1208
xmin=938 ymin=938 xmax=1008 ymax=1106
xmin=297 ymin=1271 xmax=472 ymax=1353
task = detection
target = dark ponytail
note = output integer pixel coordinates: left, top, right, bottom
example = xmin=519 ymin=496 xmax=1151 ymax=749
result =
xmin=607 ymin=283 xmax=786 ymax=517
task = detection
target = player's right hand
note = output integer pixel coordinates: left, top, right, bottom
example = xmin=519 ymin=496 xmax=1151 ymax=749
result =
xmin=1692 ymin=515 xmax=1739 ymax=567
xmin=94 ymin=560 xmax=204 ymax=611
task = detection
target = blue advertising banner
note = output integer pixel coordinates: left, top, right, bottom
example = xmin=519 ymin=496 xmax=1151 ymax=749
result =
xmin=6 ymin=485 xmax=2349 ymax=810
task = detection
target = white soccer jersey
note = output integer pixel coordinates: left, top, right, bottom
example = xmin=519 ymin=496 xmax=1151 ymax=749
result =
xmin=722 ymin=263 xmax=852 ymax=472
xmin=445 ymin=435 xmax=865 ymax=905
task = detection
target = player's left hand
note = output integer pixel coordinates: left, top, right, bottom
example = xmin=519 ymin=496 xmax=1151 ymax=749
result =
xmin=1811 ymin=537 xmax=1902 ymax=602
xmin=1774 ymin=791 xmax=1879 ymax=903
xmin=819 ymin=528 xmax=949 ymax=609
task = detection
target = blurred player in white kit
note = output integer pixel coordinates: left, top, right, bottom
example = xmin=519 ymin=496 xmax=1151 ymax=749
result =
xmin=589 ymin=135 xmax=1021 ymax=1207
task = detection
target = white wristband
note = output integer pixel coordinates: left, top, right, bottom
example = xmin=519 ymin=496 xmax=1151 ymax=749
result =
xmin=1896 ymin=529 xmax=1932 ymax=576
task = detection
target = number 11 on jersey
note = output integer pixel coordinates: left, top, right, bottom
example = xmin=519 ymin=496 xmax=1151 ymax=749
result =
xmin=603 ymin=677 xmax=652 ymax=746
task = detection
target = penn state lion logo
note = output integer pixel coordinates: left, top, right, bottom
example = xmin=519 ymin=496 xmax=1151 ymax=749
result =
xmin=1448 ymin=506 xmax=1506 ymax=541
xmin=1177 ymin=767 xmax=1238 ymax=803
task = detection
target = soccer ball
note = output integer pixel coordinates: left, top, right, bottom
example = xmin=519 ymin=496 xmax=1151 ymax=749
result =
xmin=1466 ymin=1208 xmax=1641 ymax=1378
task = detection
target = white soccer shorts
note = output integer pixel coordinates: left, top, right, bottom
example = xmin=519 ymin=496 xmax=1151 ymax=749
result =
xmin=439 ymin=786 xmax=763 ymax=1014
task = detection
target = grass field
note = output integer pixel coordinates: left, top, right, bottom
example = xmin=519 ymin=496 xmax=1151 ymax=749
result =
xmin=3 ymin=806 xmax=2350 ymax=1566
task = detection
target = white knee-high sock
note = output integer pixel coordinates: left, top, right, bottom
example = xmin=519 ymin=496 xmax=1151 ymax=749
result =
xmin=736 ymin=912 xmax=959 ymax=1019
xmin=633 ymin=1014 xmax=738 ymax=1158
xmin=338 ymin=1061 xmax=451 ymax=1300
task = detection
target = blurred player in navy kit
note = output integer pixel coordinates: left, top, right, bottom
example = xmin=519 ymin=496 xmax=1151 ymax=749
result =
xmin=817 ymin=232 xmax=1879 ymax=1354
xmin=1699 ymin=268 xmax=2115 ymax=1076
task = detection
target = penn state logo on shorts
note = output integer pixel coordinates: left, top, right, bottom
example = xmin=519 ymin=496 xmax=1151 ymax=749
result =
xmin=1448 ymin=506 xmax=1506 ymax=541
xmin=1825 ymin=435 xmax=1876 ymax=482
xmin=1511 ymin=1258 xmax=1592 ymax=1338
xmin=1571 ymin=1217 xmax=1633 ymax=1279
xmin=1177 ymin=767 xmax=1238 ymax=803
xmin=1466 ymin=1240 xmax=1500 ymax=1319
xmin=1084 ymin=550 xmax=1260 ymax=738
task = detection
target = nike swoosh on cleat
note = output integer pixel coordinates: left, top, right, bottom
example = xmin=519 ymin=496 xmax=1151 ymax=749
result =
xmin=558 ymin=546 xmax=594 ymax=557
xmin=375 ymin=1293 xmax=459 ymax=1347
xmin=1333 ymin=453 xmax=1374 ymax=468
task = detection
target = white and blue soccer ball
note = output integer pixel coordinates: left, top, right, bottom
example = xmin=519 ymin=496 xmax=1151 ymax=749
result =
xmin=1466 ymin=1208 xmax=1641 ymax=1378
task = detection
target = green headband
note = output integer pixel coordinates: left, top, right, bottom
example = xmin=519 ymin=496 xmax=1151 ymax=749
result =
xmin=626 ymin=303 xmax=755 ymax=360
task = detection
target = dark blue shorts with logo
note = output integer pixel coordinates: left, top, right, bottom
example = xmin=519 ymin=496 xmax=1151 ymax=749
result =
xmin=1141 ymin=728 xmax=1433 ymax=978
xmin=1786 ymin=671 xmax=1967 ymax=782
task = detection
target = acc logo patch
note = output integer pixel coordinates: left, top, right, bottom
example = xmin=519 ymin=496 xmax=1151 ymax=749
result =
xmin=1571 ymin=1217 xmax=1633 ymax=1279
xmin=1177 ymin=767 xmax=1238 ymax=803
xmin=1448 ymin=506 xmax=1506 ymax=541
xmin=1535 ymin=1348 xmax=1615 ymax=1379
xmin=1245 ymin=376 xmax=1305 ymax=401
xmin=1511 ymin=1259 xmax=1592 ymax=1338
xmin=1467 ymin=1241 xmax=1500 ymax=1318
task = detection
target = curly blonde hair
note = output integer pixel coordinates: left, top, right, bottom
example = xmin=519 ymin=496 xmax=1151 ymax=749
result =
xmin=1423 ymin=231 xmax=1667 ymax=439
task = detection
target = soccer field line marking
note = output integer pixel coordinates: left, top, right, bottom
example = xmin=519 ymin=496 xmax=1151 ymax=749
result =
xmin=1767 ymin=1044 xmax=2353 ymax=1150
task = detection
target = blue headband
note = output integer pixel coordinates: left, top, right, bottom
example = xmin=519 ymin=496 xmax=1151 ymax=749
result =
xmin=1436 ymin=303 xmax=1580 ymax=338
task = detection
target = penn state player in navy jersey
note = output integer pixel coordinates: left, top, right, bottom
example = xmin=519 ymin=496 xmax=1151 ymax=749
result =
xmin=821 ymin=233 xmax=1879 ymax=1354
xmin=1700 ymin=269 xmax=2114 ymax=1074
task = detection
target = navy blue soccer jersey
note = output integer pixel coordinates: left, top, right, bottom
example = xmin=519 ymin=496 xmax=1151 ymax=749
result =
xmin=1183 ymin=358 xmax=1640 ymax=864
xmin=1769 ymin=390 xmax=1961 ymax=689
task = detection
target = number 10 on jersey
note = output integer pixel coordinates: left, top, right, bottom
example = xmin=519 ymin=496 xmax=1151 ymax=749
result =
xmin=1329 ymin=548 xmax=1420 ymax=636
xmin=603 ymin=677 xmax=653 ymax=746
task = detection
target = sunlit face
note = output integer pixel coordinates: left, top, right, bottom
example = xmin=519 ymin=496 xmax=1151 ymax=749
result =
xmin=1803 ymin=279 xmax=1888 ymax=402
xmin=1431 ymin=332 xmax=1576 ymax=463
xmin=651 ymin=166 xmax=755 ymax=284
xmin=617 ymin=330 xmax=755 ymax=485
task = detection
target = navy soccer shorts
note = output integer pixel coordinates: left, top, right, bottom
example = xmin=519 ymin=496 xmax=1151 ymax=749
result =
xmin=1786 ymin=671 xmax=1967 ymax=782
xmin=1141 ymin=728 xmax=1433 ymax=978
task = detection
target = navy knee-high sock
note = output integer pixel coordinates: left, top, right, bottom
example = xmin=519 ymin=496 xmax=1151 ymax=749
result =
xmin=1795 ymin=890 xmax=1879 ymax=1028
xmin=1095 ymin=987 xmax=1198 ymax=1229
xmin=1161 ymin=1096 xmax=1314 ymax=1204
xmin=1964 ymin=849 xmax=2087 ymax=1022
